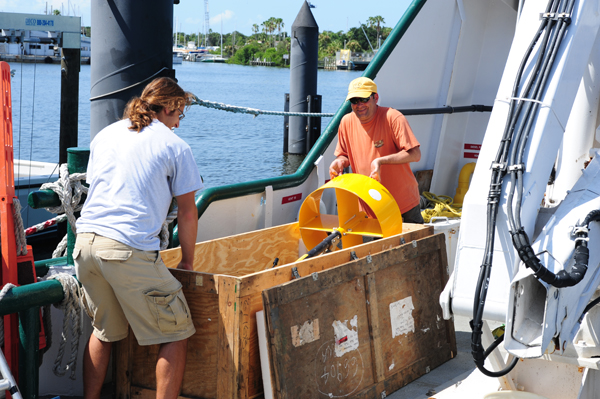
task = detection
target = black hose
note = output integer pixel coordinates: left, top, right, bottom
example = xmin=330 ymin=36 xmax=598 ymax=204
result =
xmin=470 ymin=0 xmax=579 ymax=378
xmin=305 ymin=230 xmax=342 ymax=259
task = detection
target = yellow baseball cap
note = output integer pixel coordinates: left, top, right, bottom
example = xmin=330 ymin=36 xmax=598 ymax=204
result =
xmin=346 ymin=77 xmax=378 ymax=101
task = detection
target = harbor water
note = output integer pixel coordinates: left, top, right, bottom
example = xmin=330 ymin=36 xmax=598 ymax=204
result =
xmin=8 ymin=61 xmax=362 ymax=190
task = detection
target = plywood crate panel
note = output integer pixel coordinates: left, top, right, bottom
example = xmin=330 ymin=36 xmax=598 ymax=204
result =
xmin=262 ymin=233 xmax=456 ymax=398
xmin=115 ymin=222 xmax=433 ymax=399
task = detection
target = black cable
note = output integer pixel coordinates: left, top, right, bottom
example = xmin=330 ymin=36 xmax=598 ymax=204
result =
xmin=470 ymin=0 xmax=577 ymax=378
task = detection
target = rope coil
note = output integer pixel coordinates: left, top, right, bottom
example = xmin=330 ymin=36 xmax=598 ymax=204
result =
xmin=420 ymin=192 xmax=462 ymax=223
xmin=40 ymin=164 xmax=87 ymax=258
xmin=45 ymin=273 xmax=84 ymax=380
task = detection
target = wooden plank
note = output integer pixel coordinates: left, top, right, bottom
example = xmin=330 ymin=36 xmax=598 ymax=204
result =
xmin=238 ymin=293 xmax=265 ymax=398
xmin=373 ymin=247 xmax=454 ymax=379
xmin=365 ymin=274 xmax=385 ymax=382
xmin=217 ymin=276 xmax=242 ymax=399
xmin=175 ymin=269 xmax=221 ymax=398
xmin=120 ymin=224 xmax=434 ymax=399
xmin=262 ymin=234 xmax=455 ymax=399
xmin=123 ymin=269 xmax=221 ymax=399
xmin=114 ymin=327 xmax=134 ymax=399
xmin=414 ymin=169 xmax=433 ymax=195
xmin=239 ymin=225 xmax=433 ymax=297
xmin=161 ymin=223 xmax=301 ymax=275
xmin=131 ymin=386 xmax=193 ymax=399
xmin=263 ymin=271 xmax=375 ymax=398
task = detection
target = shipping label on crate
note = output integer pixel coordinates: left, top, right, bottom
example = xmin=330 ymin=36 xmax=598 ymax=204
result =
xmin=390 ymin=296 xmax=415 ymax=338
xmin=332 ymin=315 xmax=359 ymax=357
xmin=291 ymin=319 xmax=320 ymax=347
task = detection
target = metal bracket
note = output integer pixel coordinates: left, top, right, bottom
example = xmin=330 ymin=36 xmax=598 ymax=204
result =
xmin=540 ymin=12 xmax=571 ymax=24
xmin=490 ymin=162 xmax=507 ymax=171
xmin=508 ymin=163 xmax=524 ymax=172
xmin=292 ymin=267 xmax=301 ymax=279
xmin=350 ymin=251 xmax=359 ymax=261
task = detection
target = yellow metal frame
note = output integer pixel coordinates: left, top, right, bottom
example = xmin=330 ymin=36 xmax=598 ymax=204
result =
xmin=299 ymin=173 xmax=403 ymax=251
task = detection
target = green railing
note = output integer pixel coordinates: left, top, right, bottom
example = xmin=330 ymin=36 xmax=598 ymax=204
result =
xmin=173 ymin=0 xmax=428 ymax=246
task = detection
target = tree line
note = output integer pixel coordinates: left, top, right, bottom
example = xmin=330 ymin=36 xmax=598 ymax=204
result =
xmin=173 ymin=15 xmax=390 ymax=67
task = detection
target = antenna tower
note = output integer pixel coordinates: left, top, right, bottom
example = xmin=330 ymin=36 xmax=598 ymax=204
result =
xmin=204 ymin=0 xmax=210 ymax=47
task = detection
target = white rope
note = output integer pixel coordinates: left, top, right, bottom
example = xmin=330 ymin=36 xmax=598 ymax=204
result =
xmin=160 ymin=198 xmax=178 ymax=250
xmin=0 ymin=283 xmax=17 ymax=347
xmin=40 ymin=164 xmax=87 ymax=258
xmin=25 ymin=214 xmax=67 ymax=236
xmin=47 ymin=273 xmax=83 ymax=380
xmin=40 ymin=164 xmax=178 ymax=251
xmin=52 ymin=234 xmax=69 ymax=259
xmin=12 ymin=199 xmax=27 ymax=256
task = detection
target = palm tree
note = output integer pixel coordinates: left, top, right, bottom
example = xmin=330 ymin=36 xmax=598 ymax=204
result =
xmin=276 ymin=18 xmax=284 ymax=42
xmin=346 ymin=40 xmax=362 ymax=52
xmin=260 ymin=22 xmax=267 ymax=42
xmin=252 ymin=24 xmax=259 ymax=39
xmin=367 ymin=16 xmax=385 ymax=47
xmin=267 ymin=17 xmax=277 ymax=47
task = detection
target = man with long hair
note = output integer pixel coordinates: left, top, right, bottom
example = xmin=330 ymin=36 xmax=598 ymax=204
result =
xmin=74 ymin=77 xmax=203 ymax=399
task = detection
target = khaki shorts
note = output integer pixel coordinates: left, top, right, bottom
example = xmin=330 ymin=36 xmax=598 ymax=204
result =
xmin=74 ymin=233 xmax=195 ymax=346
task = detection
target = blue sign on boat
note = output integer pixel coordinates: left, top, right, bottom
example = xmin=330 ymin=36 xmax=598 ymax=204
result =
xmin=25 ymin=18 xmax=54 ymax=27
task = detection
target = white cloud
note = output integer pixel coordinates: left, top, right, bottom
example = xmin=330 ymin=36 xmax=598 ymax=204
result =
xmin=210 ymin=10 xmax=233 ymax=26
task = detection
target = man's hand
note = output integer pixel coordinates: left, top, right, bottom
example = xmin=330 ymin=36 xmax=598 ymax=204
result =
xmin=329 ymin=157 xmax=349 ymax=179
xmin=176 ymin=261 xmax=193 ymax=271
xmin=370 ymin=158 xmax=381 ymax=181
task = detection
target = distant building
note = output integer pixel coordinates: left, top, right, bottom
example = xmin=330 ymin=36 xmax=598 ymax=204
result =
xmin=0 ymin=12 xmax=90 ymax=63
xmin=0 ymin=29 xmax=57 ymax=56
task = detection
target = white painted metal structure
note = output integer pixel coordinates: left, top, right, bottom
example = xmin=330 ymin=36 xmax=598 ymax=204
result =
xmin=193 ymin=0 xmax=600 ymax=396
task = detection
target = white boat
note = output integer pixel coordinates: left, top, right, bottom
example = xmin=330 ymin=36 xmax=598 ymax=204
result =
xmin=178 ymin=0 xmax=600 ymax=397
xmin=172 ymin=51 xmax=183 ymax=64
xmin=7 ymin=0 xmax=600 ymax=397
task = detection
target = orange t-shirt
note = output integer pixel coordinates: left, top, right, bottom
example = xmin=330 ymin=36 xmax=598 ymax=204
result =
xmin=335 ymin=106 xmax=420 ymax=215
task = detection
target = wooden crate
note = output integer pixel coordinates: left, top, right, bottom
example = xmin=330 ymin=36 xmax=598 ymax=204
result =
xmin=262 ymin=233 xmax=456 ymax=398
xmin=114 ymin=222 xmax=433 ymax=399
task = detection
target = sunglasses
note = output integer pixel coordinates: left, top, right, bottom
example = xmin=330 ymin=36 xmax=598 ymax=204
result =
xmin=349 ymin=95 xmax=372 ymax=105
xmin=177 ymin=108 xmax=186 ymax=121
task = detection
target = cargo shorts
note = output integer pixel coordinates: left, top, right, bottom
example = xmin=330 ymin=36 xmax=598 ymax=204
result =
xmin=74 ymin=232 xmax=196 ymax=346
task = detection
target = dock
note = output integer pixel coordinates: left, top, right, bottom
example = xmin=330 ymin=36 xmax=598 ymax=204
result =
xmin=250 ymin=60 xmax=275 ymax=66
xmin=0 ymin=54 xmax=91 ymax=64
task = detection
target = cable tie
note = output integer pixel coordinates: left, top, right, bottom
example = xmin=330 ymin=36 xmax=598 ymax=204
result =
xmin=498 ymin=96 xmax=567 ymax=133
xmin=571 ymin=225 xmax=589 ymax=236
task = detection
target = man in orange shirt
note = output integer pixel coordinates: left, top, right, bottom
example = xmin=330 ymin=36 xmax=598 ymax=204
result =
xmin=329 ymin=77 xmax=423 ymax=223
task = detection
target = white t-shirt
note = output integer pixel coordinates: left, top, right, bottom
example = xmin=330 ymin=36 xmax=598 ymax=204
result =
xmin=76 ymin=119 xmax=204 ymax=251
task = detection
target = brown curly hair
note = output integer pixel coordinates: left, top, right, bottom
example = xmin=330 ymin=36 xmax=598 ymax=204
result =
xmin=124 ymin=77 xmax=196 ymax=132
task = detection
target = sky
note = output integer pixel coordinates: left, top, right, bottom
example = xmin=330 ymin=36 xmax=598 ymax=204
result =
xmin=0 ymin=0 xmax=412 ymax=36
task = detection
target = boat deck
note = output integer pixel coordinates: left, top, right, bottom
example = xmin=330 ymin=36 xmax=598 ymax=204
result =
xmin=388 ymin=315 xmax=476 ymax=399
xmin=36 ymin=316 xmax=482 ymax=399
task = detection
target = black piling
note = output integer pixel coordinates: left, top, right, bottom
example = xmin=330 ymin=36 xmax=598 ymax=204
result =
xmin=287 ymin=1 xmax=320 ymax=155
xmin=90 ymin=0 xmax=176 ymax=139
xmin=59 ymin=47 xmax=80 ymax=165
